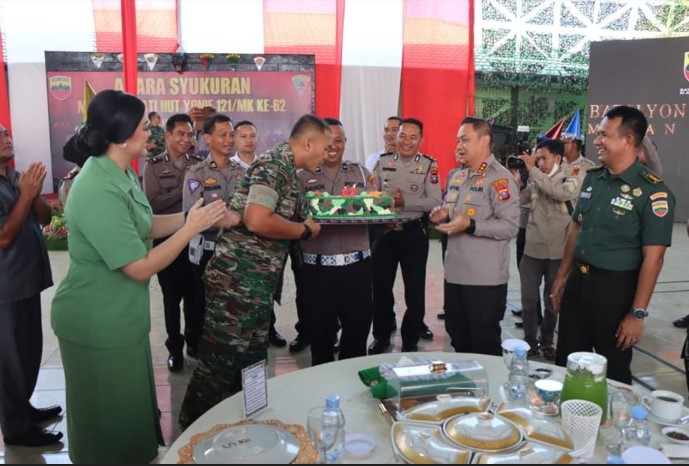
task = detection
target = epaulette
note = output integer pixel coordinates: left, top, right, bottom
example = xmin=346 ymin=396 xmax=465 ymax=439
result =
xmin=147 ymin=154 xmax=164 ymax=164
xmin=379 ymin=152 xmax=394 ymax=159
xmin=421 ymin=153 xmax=437 ymax=163
xmin=587 ymin=165 xmax=605 ymax=172
xmin=189 ymin=153 xmax=205 ymax=162
xmin=228 ymin=159 xmax=240 ymax=169
xmin=640 ymin=167 xmax=663 ymax=185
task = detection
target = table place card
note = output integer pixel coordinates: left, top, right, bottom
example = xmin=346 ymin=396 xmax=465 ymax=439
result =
xmin=242 ymin=359 xmax=268 ymax=418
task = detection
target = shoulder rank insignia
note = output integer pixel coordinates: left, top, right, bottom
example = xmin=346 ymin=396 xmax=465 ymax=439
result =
xmin=188 ymin=153 xmax=205 ymax=162
xmin=642 ymin=170 xmax=663 ymax=185
xmin=421 ymin=153 xmax=436 ymax=163
xmin=476 ymin=162 xmax=488 ymax=175
xmin=147 ymin=155 xmax=163 ymax=164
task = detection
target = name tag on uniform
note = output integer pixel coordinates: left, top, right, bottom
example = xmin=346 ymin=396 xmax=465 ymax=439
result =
xmin=579 ymin=192 xmax=591 ymax=199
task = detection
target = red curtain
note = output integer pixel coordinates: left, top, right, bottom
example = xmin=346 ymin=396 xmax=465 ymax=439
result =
xmin=0 ymin=20 xmax=13 ymax=167
xmin=92 ymin=0 xmax=178 ymax=53
xmin=263 ymin=0 xmax=344 ymax=119
xmin=401 ymin=0 xmax=474 ymax=186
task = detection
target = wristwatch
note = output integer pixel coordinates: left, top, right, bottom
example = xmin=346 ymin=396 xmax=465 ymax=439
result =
xmin=631 ymin=308 xmax=649 ymax=320
xmin=301 ymin=223 xmax=313 ymax=241
xmin=465 ymin=219 xmax=476 ymax=235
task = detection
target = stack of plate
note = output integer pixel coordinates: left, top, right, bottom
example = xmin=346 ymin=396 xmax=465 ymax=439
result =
xmin=193 ymin=424 xmax=300 ymax=464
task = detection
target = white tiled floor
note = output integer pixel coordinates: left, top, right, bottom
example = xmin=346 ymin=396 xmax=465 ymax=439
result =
xmin=2 ymin=225 xmax=689 ymax=463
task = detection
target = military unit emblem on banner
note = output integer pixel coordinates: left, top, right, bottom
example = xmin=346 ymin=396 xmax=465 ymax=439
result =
xmin=226 ymin=54 xmax=241 ymax=70
xmin=49 ymin=76 xmax=72 ymax=101
xmin=90 ymin=52 xmax=105 ymax=69
xmin=253 ymin=56 xmax=266 ymax=71
xmin=144 ymin=53 xmax=159 ymax=71
xmin=292 ymin=75 xmax=310 ymax=97
xmin=200 ymin=53 xmax=214 ymax=70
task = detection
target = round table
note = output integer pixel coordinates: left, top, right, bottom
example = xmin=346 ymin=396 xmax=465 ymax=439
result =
xmin=160 ymin=351 xmax=658 ymax=464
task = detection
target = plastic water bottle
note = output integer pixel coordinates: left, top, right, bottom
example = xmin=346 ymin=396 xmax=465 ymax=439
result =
xmin=606 ymin=455 xmax=625 ymax=464
xmin=508 ymin=346 xmax=530 ymax=404
xmin=323 ymin=394 xmax=346 ymax=463
xmin=621 ymin=405 xmax=651 ymax=451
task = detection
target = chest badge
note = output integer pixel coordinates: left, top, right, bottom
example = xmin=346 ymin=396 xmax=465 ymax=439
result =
xmin=610 ymin=197 xmax=633 ymax=211
xmin=632 ymin=188 xmax=642 ymax=197
xmin=410 ymin=183 xmax=419 ymax=193
xmin=620 ymin=184 xmax=631 ymax=193
xmin=204 ymin=177 xmax=217 ymax=185
xmin=467 ymin=207 xmax=476 ymax=217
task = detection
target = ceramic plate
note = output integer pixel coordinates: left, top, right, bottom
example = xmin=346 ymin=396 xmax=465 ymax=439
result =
xmin=471 ymin=442 xmax=573 ymax=464
xmin=399 ymin=396 xmax=491 ymax=423
xmin=192 ymin=424 xmax=300 ymax=464
xmin=391 ymin=420 xmax=471 ymax=464
xmin=497 ymin=404 xmax=573 ymax=450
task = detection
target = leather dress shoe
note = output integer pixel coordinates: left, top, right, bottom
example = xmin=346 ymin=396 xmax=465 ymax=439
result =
xmin=289 ymin=334 xmax=310 ymax=353
xmin=368 ymin=339 xmax=391 ymax=355
xmin=511 ymin=309 xmax=523 ymax=317
xmin=167 ymin=353 xmax=184 ymax=372
xmin=674 ymin=315 xmax=689 ymax=328
xmin=437 ymin=310 xmax=445 ymax=320
xmin=333 ymin=338 xmax=340 ymax=352
xmin=515 ymin=320 xmax=524 ymax=328
xmin=269 ymin=329 xmax=287 ymax=347
xmin=419 ymin=327 xmax=434 ymax=340
xmin=30 ymin=405 xmax=62 ymax=423
xmin=5 ymin=426 xmax=63 ymax=447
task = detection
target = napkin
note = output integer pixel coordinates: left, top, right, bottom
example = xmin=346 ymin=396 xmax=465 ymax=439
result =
xmin=659 ymin=442 xmax=689 ymax=459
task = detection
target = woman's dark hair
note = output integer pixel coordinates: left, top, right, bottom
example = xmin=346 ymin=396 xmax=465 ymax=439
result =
xmin=63 ymin=90 xmax=145 ymax=167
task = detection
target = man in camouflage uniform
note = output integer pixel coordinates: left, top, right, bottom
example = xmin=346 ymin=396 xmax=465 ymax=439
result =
xmin=143 ymin=113 xmax=204 ymax=372
xmin=431 ymin=117 xmax=519 ymax=356
xmin=551 ymin=106 xmax=675 ymax=384
xmin=298 ymin=118 xmax=373 ymax=365
xmin=183 ymin=114 xmax=244 ymax=359
xmin=179 ymin=115 xmax=330 ymax=429
xmin=145 ymin=111 xmax=165 ymax=159
xmin=368 ymin=118 xmax=442 ymax=354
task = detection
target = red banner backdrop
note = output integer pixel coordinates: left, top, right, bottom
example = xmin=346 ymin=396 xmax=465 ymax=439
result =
xmin=91 ymin=0 xmax=178 ymax=53
xmin=401 ymin=0 xmax=473 ymax=186
xmin=263 ymin=0 xmax=344 ymax=119
xmin=0 ymin=20 xmax=12 ymax=167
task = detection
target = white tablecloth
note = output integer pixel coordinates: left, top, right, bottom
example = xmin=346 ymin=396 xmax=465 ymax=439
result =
xmin=160 ymin=351 xmax=662 ymax=464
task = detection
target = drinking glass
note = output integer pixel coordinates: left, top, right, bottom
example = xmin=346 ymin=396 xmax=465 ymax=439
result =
xmin=603 ymin=391 xmax=634 ymax=455
xmin=307 ymin=406 xmax=340 ymax=464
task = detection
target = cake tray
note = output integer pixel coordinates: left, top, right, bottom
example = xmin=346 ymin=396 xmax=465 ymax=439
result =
xmin=313 ymin=213 xmax=419 ymax=225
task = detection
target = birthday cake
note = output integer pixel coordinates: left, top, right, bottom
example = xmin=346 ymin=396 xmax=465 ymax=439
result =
xmin=306 ymin=187 xmax=396 ymax=218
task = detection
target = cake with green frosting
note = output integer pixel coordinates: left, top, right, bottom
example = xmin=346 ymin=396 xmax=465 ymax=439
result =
xmin=306 ymin=190 xmax=396 ymax=218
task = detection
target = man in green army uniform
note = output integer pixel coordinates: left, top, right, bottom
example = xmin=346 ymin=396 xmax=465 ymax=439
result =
xmin=550 ymin=105 xmax=675 ymax=384
xmin=178 ymin=115 xmax=331 ymax=429
xmin=145 ymin=111 xmax=165 ymax=159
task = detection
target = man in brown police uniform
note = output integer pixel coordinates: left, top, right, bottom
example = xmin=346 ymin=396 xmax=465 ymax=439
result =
xmin=431 ymin=116 xmax=519 ymax=356
xmin=369 ymin=117 xmax=442 ymax=354
xmin=298 ymin=118 xmax=373 ymax=365
xmin=143 ymin=113 xmax=204 ymax=371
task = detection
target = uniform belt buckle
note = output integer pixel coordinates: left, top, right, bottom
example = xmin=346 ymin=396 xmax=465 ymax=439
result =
xmin=335 ymin=254 xmax=346 ymax=266
xmin=579 ymin=264 xmax=590 ymax=275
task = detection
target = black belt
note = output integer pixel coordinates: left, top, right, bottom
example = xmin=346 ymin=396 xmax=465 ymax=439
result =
xmin=393 ymin=218 xmax=425 ymax=231
xmin=575 ymin=262 xmax=637 ymax=277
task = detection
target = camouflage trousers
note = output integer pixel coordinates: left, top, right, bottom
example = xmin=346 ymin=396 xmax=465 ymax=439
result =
xmin=178 ymin=248 xmax=282 ymax=430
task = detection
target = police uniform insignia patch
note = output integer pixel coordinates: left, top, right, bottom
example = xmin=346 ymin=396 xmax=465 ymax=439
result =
xmin=643 ymin=172 xmax=663 ymax=184
xmin=465 ymin=195 xmax=472 ymax=202
xmin=204 ymin=177 xmax=217 ymax=185
xmin=650 ymin=192 xmax=667 ymax=200
xmin=467 ymin=207 xmax=476 ymax=217
xmin=410 ymin=184 xmax=419 ymax=193
xmin=235 ymin=172 xmax=242 ymax=180
xmin=210 ymin=161 xmax=218 ymax=169
xmin=572 ymin=167 xmax=580 ymax=176
xmin=451 ymin=177 xmax=462 ymax=185
xmin=448 ymin=192 xmax=459 ymax=202
xmin=492 ymin=178 xmax=511 ymax=201
xmin=430 ymin=166 xmax=439 ymax=184
xmin=188 ymin=179 xmax=201 ymax=193
xmin=413 ymin=164 xmax=424 ymax=174
xmin=652 ymin=200 xmax=669 ymax=217
xmin=475 ymin=178 xmax=485 ymax=185
xmin=307 ymin=178 xmax=318 ymax=184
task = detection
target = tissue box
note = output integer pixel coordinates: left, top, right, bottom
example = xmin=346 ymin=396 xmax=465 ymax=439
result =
xmin=388 ymin=360 xmax=488 ymax=401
